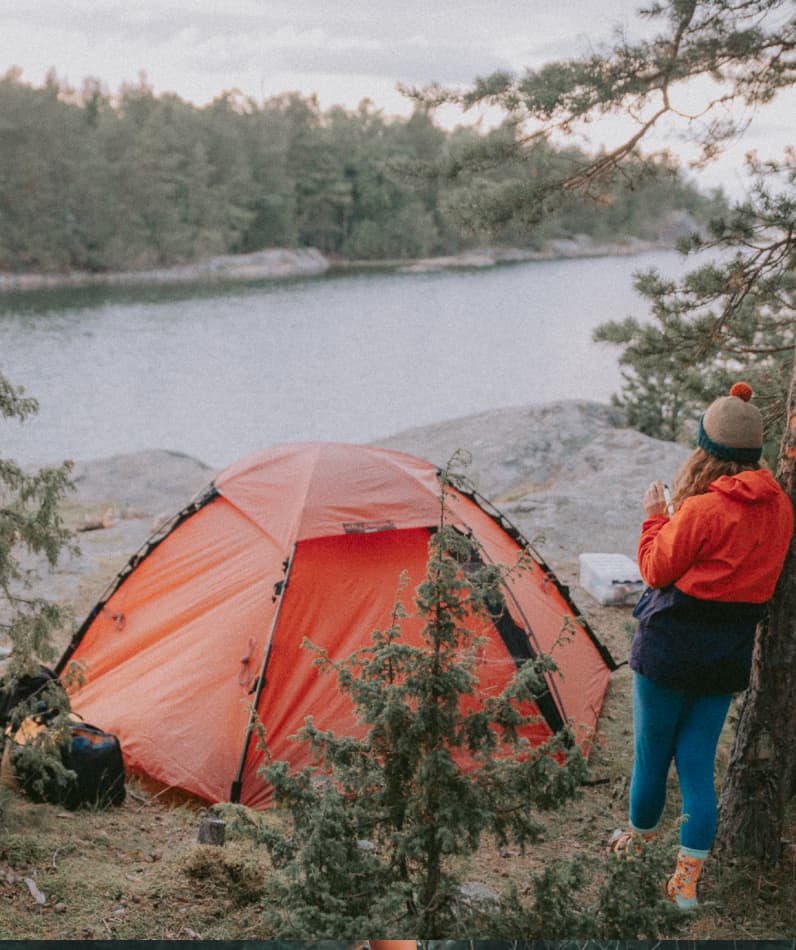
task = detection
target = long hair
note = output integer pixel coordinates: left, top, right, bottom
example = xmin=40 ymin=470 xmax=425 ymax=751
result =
xmin=672 ymin=447 xmax=762 ymax=510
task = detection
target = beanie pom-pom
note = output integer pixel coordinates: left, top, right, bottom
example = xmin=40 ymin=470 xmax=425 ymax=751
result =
xmin=730 ymin=381 xmax=753 ymax=402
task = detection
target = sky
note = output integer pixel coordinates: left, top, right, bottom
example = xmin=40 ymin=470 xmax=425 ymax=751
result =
xmin=2 ymin=0 xmax=794 ymax=198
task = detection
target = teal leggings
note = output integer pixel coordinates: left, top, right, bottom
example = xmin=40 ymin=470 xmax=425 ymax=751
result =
xmin=629 ymin=672 xmax=733 ymax=854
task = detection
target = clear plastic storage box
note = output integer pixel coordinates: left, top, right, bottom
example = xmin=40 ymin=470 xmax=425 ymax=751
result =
xmin=578 ymin=552 xmax=645 ymax=606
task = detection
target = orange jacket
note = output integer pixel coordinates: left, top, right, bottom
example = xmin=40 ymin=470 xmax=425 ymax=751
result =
xmin=638 ymin=469 xmax=793 ymax=603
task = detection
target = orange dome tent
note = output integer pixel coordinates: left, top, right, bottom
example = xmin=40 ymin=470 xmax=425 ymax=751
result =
xmin=57 ymin=443 xmax=615 ymax=809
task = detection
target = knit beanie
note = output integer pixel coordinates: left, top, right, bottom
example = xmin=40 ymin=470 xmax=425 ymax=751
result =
xmin=697 ymin=382 xmax=763 ymax=462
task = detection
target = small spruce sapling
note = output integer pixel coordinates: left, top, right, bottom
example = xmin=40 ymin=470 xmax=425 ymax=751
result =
xmin=256 ymin=462 xmax=587 ymax=937
xmin=0 ymin=371 xmax=77 ymax=812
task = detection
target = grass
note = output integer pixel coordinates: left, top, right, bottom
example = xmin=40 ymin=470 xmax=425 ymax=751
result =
xmin=0 ymin=788 xmax=278 ymax=940
xmin=2 ymin=562 xmax=795 ymax=940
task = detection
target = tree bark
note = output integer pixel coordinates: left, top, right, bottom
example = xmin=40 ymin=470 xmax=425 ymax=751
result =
xmin=715 ymin=350 xmax=796 ymax=861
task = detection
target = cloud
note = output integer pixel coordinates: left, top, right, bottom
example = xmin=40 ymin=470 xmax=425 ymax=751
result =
xmin=6 ymin=0 xmax=622 ymax=87
xmin=3 ymin=1 xmax=528 ymax=101
xmin=181 ymin=27 xmax=513 ymax=86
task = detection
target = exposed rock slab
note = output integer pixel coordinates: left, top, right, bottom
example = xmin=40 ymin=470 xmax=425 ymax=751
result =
xmin=69 ymin=449 xmax=213 ymax=516
xmin=23 ymin=451 xmax=213 ymax=620
xmin=374 ymin=400 xmax=691 ymax=566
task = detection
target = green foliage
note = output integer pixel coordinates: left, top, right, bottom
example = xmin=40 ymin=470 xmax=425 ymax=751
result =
xmin=441 ymin=1 xmax=794 ymax=166
xmin=435 ymin=127 xmax=718 ymax=249
xmin=415 ymin=1 xmax=793 ymax=455
xmin=0 ymin=70 xmax=720 ymax=272
xmin=594 ymin=233 xmax=794 ymax=459
xmin=245 ymin=474 xmax=678 ymax=938
xmin=472 ymin=838 xmax=683 ymax=939
xmin=588 ymin=837 xmax=685 ymax=938
xmin=0 ymin=828 xmax=51 ymax=865
xmin=0 ymin=369 xmax=76 ymax=811
xmin=592 ymin=163 xmax=794 ymax=458
xmin=6 ymin=722 xmax=78 ymax=805
xmin=0 ymin=372 xmax=75 ymax=667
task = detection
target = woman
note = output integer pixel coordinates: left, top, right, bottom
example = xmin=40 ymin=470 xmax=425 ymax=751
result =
xmin=611 ymin=382 xmax=793 ymax=909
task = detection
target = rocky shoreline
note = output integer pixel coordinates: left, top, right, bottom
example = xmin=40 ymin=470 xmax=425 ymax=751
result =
xmin=395 ymin=236 xmax=669 ymax=273
xmin=0 ymin=235 xmax=679 ymax=293
xmin=0 ymin=247 xmax=330 ymax=293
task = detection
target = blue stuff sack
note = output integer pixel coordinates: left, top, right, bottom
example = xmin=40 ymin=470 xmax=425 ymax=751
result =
xmin=61 ymin=720 xmax=126 ymax=809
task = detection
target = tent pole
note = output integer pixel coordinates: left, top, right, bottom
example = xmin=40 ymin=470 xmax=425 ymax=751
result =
xmin=229 ymin=542 xmax=297 ymax=803
xmin=475 ymin=542 xmax=568 ymax=730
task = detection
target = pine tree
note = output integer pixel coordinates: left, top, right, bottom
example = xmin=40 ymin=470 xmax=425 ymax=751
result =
xmin=253 ymin=471 xmax=587 ymax=937
xmin=414 ymin=0 xmax=795 ymax=862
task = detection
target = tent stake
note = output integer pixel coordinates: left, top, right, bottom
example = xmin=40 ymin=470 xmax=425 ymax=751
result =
xmin=229 ymin=543 xmax=297 ymax=803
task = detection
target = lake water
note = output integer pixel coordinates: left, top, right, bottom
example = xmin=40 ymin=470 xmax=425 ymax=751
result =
xmin=0 ymin=250 xmax=689 ymax=470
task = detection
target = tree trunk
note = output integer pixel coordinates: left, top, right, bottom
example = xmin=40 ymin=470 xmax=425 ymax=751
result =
xmin=715 ymin=351 xmax=796 ymax=861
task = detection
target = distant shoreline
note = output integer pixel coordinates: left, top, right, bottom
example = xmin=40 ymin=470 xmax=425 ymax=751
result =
xmin=0 ymin=236 xmax=676 ymax=294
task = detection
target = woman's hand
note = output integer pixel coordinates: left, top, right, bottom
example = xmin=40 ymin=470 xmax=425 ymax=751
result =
xmin=644 ymin=480 xmax=670 ymax=518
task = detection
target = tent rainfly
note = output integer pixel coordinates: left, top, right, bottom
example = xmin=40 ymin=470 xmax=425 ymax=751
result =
xmin=57 ymin=442 xmax=616 ymax=809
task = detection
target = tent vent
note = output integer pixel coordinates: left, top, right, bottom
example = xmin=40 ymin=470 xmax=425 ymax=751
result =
xmin=343 ymin=520 xmax=397 ymax=534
